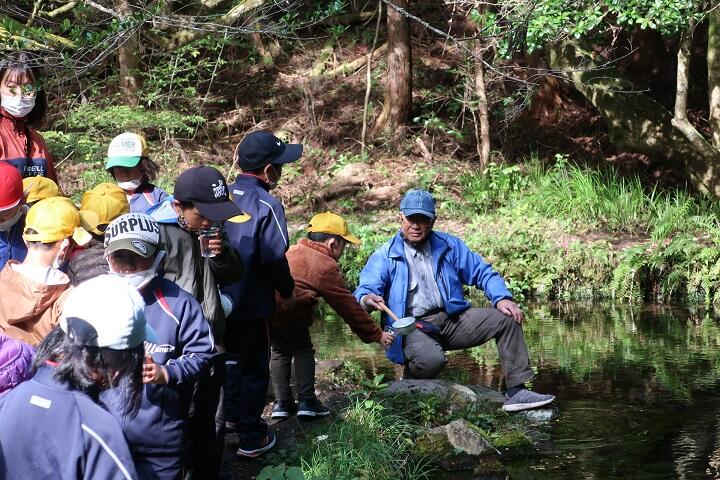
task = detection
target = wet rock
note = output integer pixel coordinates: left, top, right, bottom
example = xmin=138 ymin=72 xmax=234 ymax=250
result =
xmin=519 ymin=407 xmax=558 ymax=424
xmin=467 ymin=384 xmax=506 ymax=404
xmin=445 ymin=419 xmax=494 ymax=456
xmin=379 ymin=379 xmax=505 ymax=409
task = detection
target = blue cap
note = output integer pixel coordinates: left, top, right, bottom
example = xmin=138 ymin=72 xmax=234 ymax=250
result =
xmin=234 ymin=131 xmax=303 ymax=171
xmin=400 ymin=189 xmax=436 ymax=219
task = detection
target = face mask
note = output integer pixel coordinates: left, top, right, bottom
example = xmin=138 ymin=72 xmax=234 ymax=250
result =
xmin=0 ymin=207 xmax=24 ymax=232
xmin=1 ymin=94 xmax=36 ymax=118
xmin=110 ymin=251 xmax=165 ymax=291
xmin=51 ymin=239 xmax=71 ymax=270
xmin=117 ymin=178 xmax=143 ymax=192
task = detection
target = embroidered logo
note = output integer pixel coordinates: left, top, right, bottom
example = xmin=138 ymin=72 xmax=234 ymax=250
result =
xmin=131 ymin=240 xmax=147 ymax=255
xmin=144 ymin=342 xmax=175 ymax=354
xmin=212 ymin=179 xmax=226 ymax=198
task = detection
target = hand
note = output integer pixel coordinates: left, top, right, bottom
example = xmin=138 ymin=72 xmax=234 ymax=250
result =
xmin=143 ymin=354 xmax=168 ymax=385
xmin=361 ymin=294 xmax=385 ymax=311
xmin=207 ymin=237 xmax=224 ymax=256
xmin=377 ymin=331 xmax=395 ymax=348
xmin=496 ymin=299 xmax=524 ymax=324
xmin=279 ymin=291 xmax=296 ymax=310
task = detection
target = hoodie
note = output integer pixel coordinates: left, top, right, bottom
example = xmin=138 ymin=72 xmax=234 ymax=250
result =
xmin=0 ymin=260 xmax=69 ymax=346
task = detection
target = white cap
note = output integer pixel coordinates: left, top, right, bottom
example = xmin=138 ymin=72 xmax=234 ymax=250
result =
xmin=60 ymin=275 xmax=155 ymax=349
xmin=104 ymin=213 xmax=161 ymax=259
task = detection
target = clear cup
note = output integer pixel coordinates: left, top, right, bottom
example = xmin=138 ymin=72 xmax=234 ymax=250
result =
xmin=198 ymin=226 xmax=220 ymax=257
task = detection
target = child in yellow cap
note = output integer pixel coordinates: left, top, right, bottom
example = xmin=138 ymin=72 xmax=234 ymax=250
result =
xmin=0 ymin=196 xmax=98 ymax=346
xmin=66 ymin=183 xmax=130 ymax=286
xmin=270 ymin=212 xmax=394 ymax=420
xmin=22 ymin=176 xmax=61 ymax=206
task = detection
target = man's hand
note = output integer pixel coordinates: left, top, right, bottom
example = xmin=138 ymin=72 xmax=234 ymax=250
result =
xmin=143 ymin=355 xmax=168 ymax=385
xmin=279 ymin=291 xmax=296 ymax=310
xmin=377 ymin=331 xmax=395 ymax=348
xmin=361 ymin=294 xmax=385 ymax=311
xmin=496 ymin=299 xmax=524 ymax=324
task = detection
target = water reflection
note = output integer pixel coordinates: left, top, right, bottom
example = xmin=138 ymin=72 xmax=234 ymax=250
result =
xmin=311 ymin=301 xmax=720 ymax=479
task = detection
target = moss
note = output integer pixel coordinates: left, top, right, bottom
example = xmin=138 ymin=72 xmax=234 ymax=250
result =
xmin=492 ymin=430 xmax=533 ymax=450
xmin=473 ymin=456 xmax=508 ymax=476
xmin=415 ymin=430 xmax=454 ymax=458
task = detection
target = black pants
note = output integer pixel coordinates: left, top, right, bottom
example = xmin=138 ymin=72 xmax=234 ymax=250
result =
xmin=269 ymin=325 xmax=315 ymax=402
xmin=224 ymin=315 xmax=270 ymax=447
xmin=403 ymin=308 xmax=535 ymax=388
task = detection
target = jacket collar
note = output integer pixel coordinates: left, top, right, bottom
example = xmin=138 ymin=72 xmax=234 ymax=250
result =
xmin=388 ymin=231 xmax=449 ymax=259
xmin=233 ymin=173 xmax=270 ymax=191
xmin=33 ymin=364 xmax=101 ymax=400
xmin=296 ymin=238 xmax=333 ymax=258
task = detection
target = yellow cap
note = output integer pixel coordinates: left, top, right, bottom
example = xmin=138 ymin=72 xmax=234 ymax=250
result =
xmin=307 ymin=211 xmax=360 ymax=244
xmin=81 ymin=183 xmax=130 ymax=234
xmin=22 ymin=176 xmax=60 ymax=204
xmin=24 ymin=196 xmax=99 ymax=246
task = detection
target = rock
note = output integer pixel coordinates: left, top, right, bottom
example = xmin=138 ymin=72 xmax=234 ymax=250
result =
xmin=323 ymin=162 xmax=370 ymax=199
xmin=467 ymin=384 xmax=506 ymax=404
xmin=315 ymin=359 xmax=344 ymax=377
xmin=379 ymin=379 xmax=504 ymax=408
xmin=519 ymin=407 xmax=558 ymax=424
xmin=445 ymin=419 xmax=494 ymax=456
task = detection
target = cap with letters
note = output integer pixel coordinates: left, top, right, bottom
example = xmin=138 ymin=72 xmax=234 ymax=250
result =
xmin=104 ymin=212 xmax=160 ymax=258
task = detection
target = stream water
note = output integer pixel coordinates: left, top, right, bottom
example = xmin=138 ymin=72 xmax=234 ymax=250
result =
xmin=311 ymin=301 xmax=720 ymax=479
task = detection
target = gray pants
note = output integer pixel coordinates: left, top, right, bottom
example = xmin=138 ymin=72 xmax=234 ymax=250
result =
xmin=403 ymin=308 xmax=534 ymax=388
xmin=270 ymin=325 xmax=316 ymax=402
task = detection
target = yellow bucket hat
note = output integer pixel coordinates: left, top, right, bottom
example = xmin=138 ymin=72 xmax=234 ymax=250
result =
xmin=23 ymin=196 xmax=99 ymax=246
xmin=307 ymin=211 xmax=360 ymax=244
xmin=22 ymin=176 xmax=61 ymax=205
xmin=81 ymin=183 xmax=130 ymax=234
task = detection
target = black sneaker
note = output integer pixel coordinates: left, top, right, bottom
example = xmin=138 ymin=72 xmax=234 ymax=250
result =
xmin=236 ymin=431 xmax=276 ymax=458
xmin=297 ymin=398 xmax=330 ymax=419
xmin=271 ymin=400 xmax=295 ymax=419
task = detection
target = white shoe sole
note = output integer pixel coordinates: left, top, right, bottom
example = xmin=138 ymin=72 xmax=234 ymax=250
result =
xmin=502 ymin=397 xmax=555 ymax=412
xmin=271 ymin=411 xmax=290 ymax=419
xmin=236 ymin=435 xmax=276 ymax=458
xmin=297 ymin=410 xmax=331 ymax=418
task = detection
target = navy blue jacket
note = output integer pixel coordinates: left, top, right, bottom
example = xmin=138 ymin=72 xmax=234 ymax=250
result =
xmin=0 ymin=365 xmax=139 ymax=479
xmin=0 ymin=211 xmax=27 ymax=271
xmin=103 ymin=276 xmax=214 ymax=459
xmin=222 ymin=175 xmax=294 ymax=322
xmin=354 ymin=231 xmax=513 ymax=364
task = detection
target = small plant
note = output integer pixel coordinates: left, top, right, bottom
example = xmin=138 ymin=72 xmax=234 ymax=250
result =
xmin=352 ymin=374 xmax=389 ymax=397
xmin=258 ymin=463 xmax=305 ymax=480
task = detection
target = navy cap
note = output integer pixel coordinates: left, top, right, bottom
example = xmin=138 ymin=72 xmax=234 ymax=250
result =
xmin=400 ymin=189 xmax=436 ymax=219
xmin=234 ymin=131 xmax=303 ymax=171
xmin=173 ymin=166 xmax=242 ymax=222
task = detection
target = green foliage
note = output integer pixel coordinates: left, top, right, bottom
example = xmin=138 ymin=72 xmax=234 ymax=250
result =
xmin=258 ymin=464 xmax=305 ymax=480
xmin=351 ymin=374 xmax=389 ymax=397
xmin=301 ymin=399 xmax=433 ymax=480
xmin=62 ymin=104 xmax=205 ymax=137
xmin=460 ymin=162 xmax=528 ymax=213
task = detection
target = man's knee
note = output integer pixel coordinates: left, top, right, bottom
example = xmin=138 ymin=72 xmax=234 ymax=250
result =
xmin=406 ymin=350 xmax=446 ymax=379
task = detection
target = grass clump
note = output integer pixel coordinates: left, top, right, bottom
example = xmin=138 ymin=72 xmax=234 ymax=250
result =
xmin=301 ymin=399 xmax=434 ymax=480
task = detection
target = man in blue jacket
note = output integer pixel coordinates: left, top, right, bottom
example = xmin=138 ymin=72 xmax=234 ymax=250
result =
xmin=222 ymin=131 xmax=300 ymax=458
xmin=103 ymin=212 xmax=215 ymax=479
xmin=354 ymin=189 xmax=555 ymax=412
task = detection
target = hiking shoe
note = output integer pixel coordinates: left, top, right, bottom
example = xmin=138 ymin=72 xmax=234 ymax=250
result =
xmin=271 ymin=400 xmax=296 ymax=419
xmin=297 ymin=398 xmax=330 ymax=419
xmin=502 ymin=389 xmax=555 ymax=412
xmin=236 ymin=431 xmax=276 ymax=458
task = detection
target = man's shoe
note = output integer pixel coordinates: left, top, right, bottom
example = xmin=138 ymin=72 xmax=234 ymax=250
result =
xmin=297 ymin=398 xmax=330 ymax=419
xmin=271 ymin=400 xmax=296 ymax=419
xmin=502 ymin=389 xmax=555 ymax=412
xmin=236 ymin=431 xmax=276 ymax=458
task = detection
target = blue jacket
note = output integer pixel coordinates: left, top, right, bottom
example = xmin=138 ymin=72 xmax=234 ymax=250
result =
xmin=354 ymin=231 xmax=513 ymax=364
xmin=128 ymin=183 xmax=169 ymax=214
xmin=0 ymin=211 xmax=27 ymax=271
xmin=103 ymin=276 xmax=214 ymax=459
xmin=222 ymin=175 xmax=294 ymax=324
xmin=0 ymin=365 xmax=139 ymax=479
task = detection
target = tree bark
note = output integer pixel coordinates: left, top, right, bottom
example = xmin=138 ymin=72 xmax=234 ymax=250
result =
xmin=474 ymin=37 xmax=490 ymax=170
xmin=549 ymin=39 xmax=720 ymax=196
xmin=709 ymin=1 xmax=720 ymax=149
xmin=114 ymin=0 xmax=142 ymax=105
xmin=373 ymin=0 xmax=412 ymax=134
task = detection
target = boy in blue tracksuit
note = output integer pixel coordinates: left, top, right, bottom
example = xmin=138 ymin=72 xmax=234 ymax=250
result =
xmin=0 ymin=162 xmax=28 ymax=270
xmin=222 ymin=131 xmax=300 ymax=458
xmin=102 ymin=213 xmax=215 ymax=479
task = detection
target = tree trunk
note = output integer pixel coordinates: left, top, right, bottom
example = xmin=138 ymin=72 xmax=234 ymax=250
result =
xmin=373 ymin=0 xmax=411 ymax=134
xmin=549 ymin=39 xmax=720 ymax=196
xmin=474 ymin=40 xmax=490 ymax=170
xmin=709 ymin=1 xmax=720 ymax=149
xmin=114 ymin=0 xmax=142 ymax=105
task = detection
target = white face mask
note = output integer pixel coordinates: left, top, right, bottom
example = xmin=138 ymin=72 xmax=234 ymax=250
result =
xmin=51 ymin=239 xmax=71 ymax=270
xmin=0 ymin=206 xmax=24 ymax=232
xmin=117 ymin=178 xmax=143 ymax=192
xmin=110 ymin=250 xmax=165 ymax=291
xmin=1 ymin=94 xmax=36 ymax=118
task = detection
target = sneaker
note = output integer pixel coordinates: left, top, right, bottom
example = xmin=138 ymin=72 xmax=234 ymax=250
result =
xmin=271 ymin=400 xmax=296 ymax=419
xmin=502 ymin=389 xmax=555 ymax=412
xmin=236 ymin=431 xmax=276 ymax=458
xmin=297 ymin=398 xmax=330 ymax=419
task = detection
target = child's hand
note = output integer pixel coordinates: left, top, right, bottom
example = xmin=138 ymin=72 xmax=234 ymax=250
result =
xmin=143 ymin=354 xmax=168 ymax=385
xmin=378 ymin=331 xmax=395 ymax=348
xmin=207 ymin=237 xmax=224 ymax=256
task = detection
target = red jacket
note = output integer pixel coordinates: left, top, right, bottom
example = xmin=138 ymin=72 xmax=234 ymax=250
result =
xmin=0 ymin=108 xmax=57 ymax=181
xmin=273 ymin=239 xmax=382 ymax=343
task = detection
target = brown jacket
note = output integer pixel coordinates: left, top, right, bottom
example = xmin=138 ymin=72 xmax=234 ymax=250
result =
xmin=273 ymin=239 xmax=382 ymax=343
xmin=0 ymin=261 xmax=69 ymax=346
